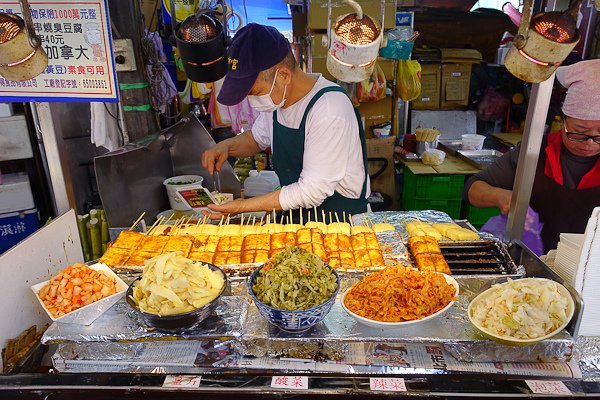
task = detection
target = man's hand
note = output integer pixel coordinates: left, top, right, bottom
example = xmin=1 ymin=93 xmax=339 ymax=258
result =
xmin=202 ymin=198 xmax=247 ymax=219
xmin=201 ymin=190 xmax=283 ymax=220
xmin=201 ymin=142 xmax=229 ymax=175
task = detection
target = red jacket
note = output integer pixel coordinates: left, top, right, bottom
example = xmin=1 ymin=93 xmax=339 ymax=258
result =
xmin=544 ymin=130 xmax=600 ymax=189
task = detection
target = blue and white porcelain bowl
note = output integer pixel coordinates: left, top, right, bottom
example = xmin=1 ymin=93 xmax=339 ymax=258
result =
xmin=248 ymin=264 xmax=340 ymax=332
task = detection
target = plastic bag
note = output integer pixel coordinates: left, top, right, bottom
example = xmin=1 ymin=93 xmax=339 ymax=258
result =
xmin=480 ymin=206 xmax=544 ymax=256
xmin=380 ymin=27 xmax=415 ymax=60
xmin=355 ymin=62 xmax=387 ymax=103
xmin=421 ymin=149 xmax=446 ymax=166
xmin=477 ymin=86 xmax=511 ymax=121
xmin=397 ymin=60 xmax=421 ymax=101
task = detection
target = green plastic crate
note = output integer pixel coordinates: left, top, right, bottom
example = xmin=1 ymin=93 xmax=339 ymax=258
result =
xmin=463 ymin=203 xmax=501 ymax=229
xmin=402 ymin=197 xmax=462 ymax=219
xmin=403 ymin=169 xmax=465 ymax=200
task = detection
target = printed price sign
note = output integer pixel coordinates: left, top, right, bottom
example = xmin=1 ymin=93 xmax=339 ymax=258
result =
xmin=0 ymin=0 xmax=117 ymax=102
xmin=163 ymin=375 xmax=202 ymax=388
xmin=526 ymin=380 xmax=571 ymax=395
xmin=370 ymin=378 xmax=407 ymax=392
xmin=271 ymin=376 xmax=308 ymax=390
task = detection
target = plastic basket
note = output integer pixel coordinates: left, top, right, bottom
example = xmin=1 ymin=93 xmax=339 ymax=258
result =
xmin=402 ymin=169 xmax=465 ymax=200
xmin=402 ymin=197 xmax=462 ymax=219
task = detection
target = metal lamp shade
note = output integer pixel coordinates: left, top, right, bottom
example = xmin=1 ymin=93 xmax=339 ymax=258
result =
xmin=0 ymin=13 xmax=48 ymax=82
xmin=505 ymin=0 xmax=581 ymax=83
xmin=175 ymin=13 xmax=227 ymax=83
xmin=326 ymin=13 xmax=383 ymax=83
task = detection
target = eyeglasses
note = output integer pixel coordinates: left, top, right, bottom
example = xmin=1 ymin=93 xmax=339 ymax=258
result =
xmin=563 ymin=123 xmax=600 ymax=144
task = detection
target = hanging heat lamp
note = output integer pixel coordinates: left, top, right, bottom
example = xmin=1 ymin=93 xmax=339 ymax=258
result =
xmin=171 ymin=0 xmax=228 ymax=83
xmin=0 ymin=0 xmax=48 ymax=82
xmin=326 ymin=0 xmax=384 ymax=83
xmin=504 ymin=0 xmax=583 ymax=83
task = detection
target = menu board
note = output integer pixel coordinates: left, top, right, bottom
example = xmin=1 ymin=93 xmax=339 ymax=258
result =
xmin=0 ymin=0 xmax=118 ymax=102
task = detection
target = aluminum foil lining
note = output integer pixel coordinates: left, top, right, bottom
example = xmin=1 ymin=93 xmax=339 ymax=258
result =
xmin=42 ymin=295 xmax=248 ymax=344
xmin=574 ymin=336 xmax=600 ymax=381
xmin=52 ymin=340 xmax=238 ymax=373
xmin=353 ymin=210 xmax=497 ymax=242
xmin=238 ymin=275 xmax=574 ymax=363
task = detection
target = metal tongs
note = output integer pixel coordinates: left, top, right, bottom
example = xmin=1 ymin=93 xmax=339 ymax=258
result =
xmin=213 ymin=171 xmax=222 ymax=193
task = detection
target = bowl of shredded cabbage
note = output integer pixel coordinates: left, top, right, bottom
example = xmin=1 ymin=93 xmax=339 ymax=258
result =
xmin=126 ymin=252 xmax=227 ymax=332
xmin=249 ymin=246 xmax=339 ymax=332
xmin=468 ymin=278 xmax=574 ymax=346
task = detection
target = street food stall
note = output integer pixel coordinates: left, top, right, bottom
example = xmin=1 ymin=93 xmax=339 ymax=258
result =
xmin=1 ymin=204 xmax=600 ymax=398
xmin=1 ymin=0 xmax=600 ymax=397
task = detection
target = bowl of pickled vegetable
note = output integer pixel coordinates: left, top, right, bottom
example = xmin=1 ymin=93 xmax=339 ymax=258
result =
xmin=248 ymin=246 xmax=339 ymax=332
xmin=126 ymin=252 xmax=227 ymax=332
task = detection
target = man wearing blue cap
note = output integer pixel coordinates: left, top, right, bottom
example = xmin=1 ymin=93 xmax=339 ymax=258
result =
xmin=201 ymin=23 xmax=369 ymax=221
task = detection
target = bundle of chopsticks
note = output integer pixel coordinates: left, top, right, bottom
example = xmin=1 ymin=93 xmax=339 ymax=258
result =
xmin=415 ymin=128 xmax=440 ymax=142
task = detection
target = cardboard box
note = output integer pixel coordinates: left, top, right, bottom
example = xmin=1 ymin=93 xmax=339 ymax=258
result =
xmin=309 ymin=0 xmax=397 ymax=30
xmin=367 ymin=137 xmax=396 ymax=207
xmin=359 ymin=96 xmax=393 ymax=138
xmin=440 ymin=48 xmax=481 ymax=109
xmin=310 ymin=56 xmax=336 ymax=81
xmin=441 ymin=63 xmax=472 ymax=109
xmin=410 ymin=63 xmax=441 ymax=110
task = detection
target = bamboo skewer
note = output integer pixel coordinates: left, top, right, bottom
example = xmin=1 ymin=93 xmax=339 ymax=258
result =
xmin=129 ymin=212 xmax=146 ymax=231
xmin=147 ymin=216 xmax=164 ymax=235
xmin=300 ymin=208 xmax=303 ymax=226
xmin=335 ymin=212 xmax=340 ymax=223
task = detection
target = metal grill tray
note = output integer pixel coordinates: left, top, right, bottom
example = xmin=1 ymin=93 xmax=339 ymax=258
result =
xmin=439 ymin=240 xmax=519 ymax=275
xmin=457 ymin=149 xmax=504 ymax=169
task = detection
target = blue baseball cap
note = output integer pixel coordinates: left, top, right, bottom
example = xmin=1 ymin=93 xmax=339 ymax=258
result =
xmin=217 ymin=23 xmax=292 ymax=106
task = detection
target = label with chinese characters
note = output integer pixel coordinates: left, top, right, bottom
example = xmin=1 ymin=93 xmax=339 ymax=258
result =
xmin=163 ymin=375 xmax=202 ymax=388
xmin=271 ymin=376 xmax=308 ymax=390
xmin=526 ymin=380 xmax=571 ymax=395
xmin=0 ymin=0 xmax=117 ymax=102
xmin=0 ymin=221 xmax=28 ymax=237
xmin=370 ymin=378 xmax=407 ymax=392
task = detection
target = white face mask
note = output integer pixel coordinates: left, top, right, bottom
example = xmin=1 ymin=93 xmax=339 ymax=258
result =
xmin=247 ymin=69 xmax=287 ymax=112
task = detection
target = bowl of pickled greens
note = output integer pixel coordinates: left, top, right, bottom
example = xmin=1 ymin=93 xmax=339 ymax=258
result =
xmin=126 ymin=252 xmax=227 ymax=332
xmin=468 ymin=278 xmax=574 ymax=346
xmin=249 ymin=246 xmax=340 ymax=332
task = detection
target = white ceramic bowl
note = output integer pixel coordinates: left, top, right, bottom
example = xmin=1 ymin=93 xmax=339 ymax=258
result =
xmin=31 ymin=263 xmax=127 ymax=325
xmin=341 ymin=273 xmax=459 ymax=329
xmin=467 ymin=278 xmax=575 ymax=346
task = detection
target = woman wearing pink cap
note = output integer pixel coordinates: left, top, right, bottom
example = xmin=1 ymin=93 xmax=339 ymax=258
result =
xmin=465 ymin=59 xmax=600 ymax=251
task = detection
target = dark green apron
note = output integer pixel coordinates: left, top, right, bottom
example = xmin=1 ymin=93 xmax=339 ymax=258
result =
xmin=272 ymin=86 xmax=368 ymax=223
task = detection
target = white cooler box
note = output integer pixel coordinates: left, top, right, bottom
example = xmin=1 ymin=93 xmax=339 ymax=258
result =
xmin=0 ymin=173 xmax=35 ymax=214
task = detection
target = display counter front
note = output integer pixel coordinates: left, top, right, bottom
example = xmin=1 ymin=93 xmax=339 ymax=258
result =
xmin=1 ymin=210 xmax=599 ymax=398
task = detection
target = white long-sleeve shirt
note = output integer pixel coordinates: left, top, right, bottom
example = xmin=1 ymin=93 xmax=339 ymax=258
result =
xmin=251 ymin=75 xmax=370 ymax=211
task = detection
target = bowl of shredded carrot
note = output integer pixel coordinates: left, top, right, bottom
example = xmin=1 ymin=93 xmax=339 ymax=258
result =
xmin=341 ymin=266 xmax=459 ymax=328
xmin=32 ymin=262 xmax=127 ymax=325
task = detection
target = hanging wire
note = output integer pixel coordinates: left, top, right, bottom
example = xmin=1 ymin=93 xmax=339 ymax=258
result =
xmin=140 ymin=29 xmax=181 ymax=120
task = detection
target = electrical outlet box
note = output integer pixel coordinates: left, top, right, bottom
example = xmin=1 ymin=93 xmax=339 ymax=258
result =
xmin=113 ymin=38 xmax=137 ymax=72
